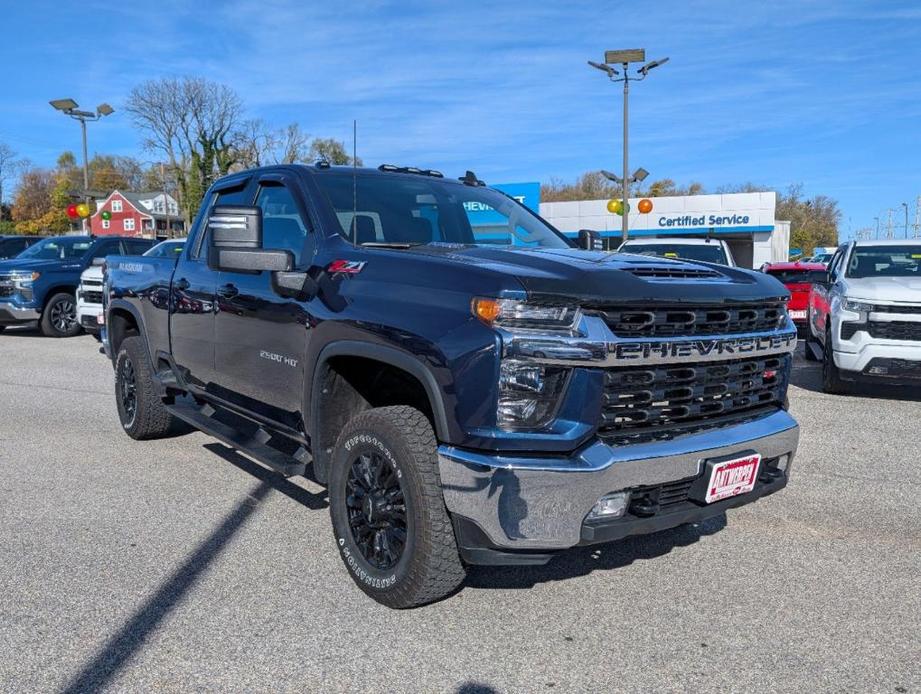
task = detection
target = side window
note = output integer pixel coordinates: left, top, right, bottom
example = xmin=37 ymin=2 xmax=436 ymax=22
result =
xmin=125 ymin=239 xmax=152 ymax=255
xmin=256 ymin=182 xmax=309 ymax=266
xmin=192 ymin=184 xmax=250 ymax=259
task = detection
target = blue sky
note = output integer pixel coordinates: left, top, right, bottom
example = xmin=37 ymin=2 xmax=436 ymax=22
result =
xmin=2 ymin=0 xmax=920 ymax=239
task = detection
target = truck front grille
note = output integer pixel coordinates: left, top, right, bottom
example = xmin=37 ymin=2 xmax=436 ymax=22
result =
xmin=598 ymin=354 xmax=789 ymax=445
xmin=81 ymin=290 xmax=104 ymax=304
xmin=592 ymin=302 xmax=787 ymax=337
xmin=868 ymin=321 xmax=921 ymax=341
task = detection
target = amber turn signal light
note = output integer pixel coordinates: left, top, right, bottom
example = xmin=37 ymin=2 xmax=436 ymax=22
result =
xmin=472 ymin=297 xmax=502 ymax=324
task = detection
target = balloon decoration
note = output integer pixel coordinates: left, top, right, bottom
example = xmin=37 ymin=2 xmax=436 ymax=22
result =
xmin=101 ymin=210 xmax=112 ymax=221
xmin=638 ymin=198 xmax=653 ymax=214
xmin=76 ymin=203 xmax=90 ymax=218
xmin=607 ymin=199 xmax=630 ymax=216
xmin=66 ymin=204 xmax=79 ymax=219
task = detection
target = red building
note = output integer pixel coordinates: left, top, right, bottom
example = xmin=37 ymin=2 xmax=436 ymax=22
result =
xmin=90 ymin=190 xmax=184 ymax=237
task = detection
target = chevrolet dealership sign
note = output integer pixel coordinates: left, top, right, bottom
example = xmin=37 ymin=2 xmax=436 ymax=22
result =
xmin=540 ymin=191 xmax=776 ymax=238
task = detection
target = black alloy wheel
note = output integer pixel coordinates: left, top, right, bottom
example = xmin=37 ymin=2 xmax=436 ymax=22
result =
xmin=345 ymin=451 xmax=408 ymax=571
xmin=117 ymin=355 xmax=138 ymax=428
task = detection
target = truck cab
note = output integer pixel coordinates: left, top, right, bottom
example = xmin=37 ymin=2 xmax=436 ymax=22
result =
xmin=617 ymin=237 xmax=738 ymax=267
xmin=104 ymin=163 xmax=799 ymax=608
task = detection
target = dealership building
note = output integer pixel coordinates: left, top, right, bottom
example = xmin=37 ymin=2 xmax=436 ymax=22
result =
xmin=493 ymin=183 xmax=790 ymax=269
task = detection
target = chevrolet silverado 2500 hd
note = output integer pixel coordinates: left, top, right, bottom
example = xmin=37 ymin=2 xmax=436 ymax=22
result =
xmin=104 ymin=164 xmax=800 ymax=608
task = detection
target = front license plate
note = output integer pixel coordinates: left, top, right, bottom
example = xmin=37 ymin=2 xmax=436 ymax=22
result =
xmin=705 ymin=454 xmax=761 ymax=504
xmin=789 ymin=309 xmax=807 ymax=320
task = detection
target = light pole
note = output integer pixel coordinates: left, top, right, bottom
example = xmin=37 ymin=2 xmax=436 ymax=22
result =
xmin=588 ymin=50 xmax=668 ymax=242
xmin=902 ymin=202 xmax=909 ymax=239
xmin=49 ymin=98 xmax=114 ymax=232
xmin=874 ymin=216 xmax=880 ymax=239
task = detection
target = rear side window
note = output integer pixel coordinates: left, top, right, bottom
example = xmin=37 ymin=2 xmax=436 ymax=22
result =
xmin=125 ymin=239 xmax=153 ymax=255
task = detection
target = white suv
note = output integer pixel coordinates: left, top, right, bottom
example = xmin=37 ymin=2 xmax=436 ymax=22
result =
xmin=807 ymin=240 xmax=921 ymax=392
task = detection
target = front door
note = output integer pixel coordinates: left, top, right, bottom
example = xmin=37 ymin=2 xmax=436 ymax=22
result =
xmin=212 ymin=175 xmax=314 ymax=425
xmin=170 ymin=181 xmax=251 ymax=388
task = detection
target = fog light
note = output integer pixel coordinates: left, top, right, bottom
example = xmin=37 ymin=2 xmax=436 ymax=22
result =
xmin=587 ymin=491 xmax=630 ymax=521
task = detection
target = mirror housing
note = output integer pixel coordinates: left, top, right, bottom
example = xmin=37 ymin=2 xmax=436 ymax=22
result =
xmin=209 ymin=205 xmax=262 ymax=248
xmin=91 ymin=257 xmax=106 ymax=266
xmin=578 ymin=229 xmax=604 ymax=251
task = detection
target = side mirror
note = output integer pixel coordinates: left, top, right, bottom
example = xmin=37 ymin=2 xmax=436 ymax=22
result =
xmin=91 ymin=257 xmax=106 ymax=266
xmin=208 ymin=205 xmax=293 ymax=273
xmin=578 ymin=229 xmax=604 ymax=251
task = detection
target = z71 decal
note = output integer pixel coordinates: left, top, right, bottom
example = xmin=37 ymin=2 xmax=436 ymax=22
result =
xmin=327 ymin=259 xmax=366 ymax=275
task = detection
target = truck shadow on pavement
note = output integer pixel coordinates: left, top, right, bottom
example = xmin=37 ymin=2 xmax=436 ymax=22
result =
xmin=58 ymin=445 xmax=327 ymax=694
xmin=464 ymin=514 xmax=727 ymax=591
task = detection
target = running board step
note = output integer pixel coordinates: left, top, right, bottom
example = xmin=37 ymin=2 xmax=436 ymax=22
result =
xmin=807 ymin=340 xmax=824 ymax=361
xmin=166 ymin=401 xmax=307 ymax=477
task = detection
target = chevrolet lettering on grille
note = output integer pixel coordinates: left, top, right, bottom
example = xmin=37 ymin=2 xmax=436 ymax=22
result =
xmin=609 ymin=333 xmax=797 ymax=364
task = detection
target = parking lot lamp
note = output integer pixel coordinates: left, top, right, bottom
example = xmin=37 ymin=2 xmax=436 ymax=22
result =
xmin=588 ymin=51 xmax=668 ymax=242
xmin=49 ymin=98 xmax=115 ymax=232
xmin=902 ymin=202 xmax=909 ymax=239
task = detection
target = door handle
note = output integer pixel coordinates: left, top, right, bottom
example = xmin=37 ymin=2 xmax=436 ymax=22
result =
xmin=217 ymin=283 xmax=239 ymax=299
xmin=174 ymin=278 xmax=190 ymax=291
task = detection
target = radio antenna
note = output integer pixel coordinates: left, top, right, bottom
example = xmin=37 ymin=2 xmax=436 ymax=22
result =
xmin=351 ymin=119 xmax=358 ymax=246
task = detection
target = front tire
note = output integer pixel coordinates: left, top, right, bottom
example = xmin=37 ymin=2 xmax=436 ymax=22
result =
xmin=822 ymin=329 xmax=848 ymax=394
xmin=329 ymin=406 xmax=466 ymax=608
xmin=40 ymin=292 xmax=81 ymax=337
xmin=115 ymin=335 xmax=183 ymax=439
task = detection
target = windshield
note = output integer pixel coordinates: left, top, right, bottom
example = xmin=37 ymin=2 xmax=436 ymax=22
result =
xmin=846 ymin=245 xmax=921 ymax=278
xmin=620 ymin=242 xmax=728 ymax=265
xmin=312 ymin=172 xmax=571 ymax=249
xmin=16 ymin=236 xmax=92 ymax=260
xmin=767 ymin=269 xmax=823 ymax=284
xmin=144 ymin=240 xmax=185 ymax=258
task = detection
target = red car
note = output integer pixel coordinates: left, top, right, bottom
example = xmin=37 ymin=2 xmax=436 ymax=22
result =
xmin=761 ymin=261 xmax=827 ymax=332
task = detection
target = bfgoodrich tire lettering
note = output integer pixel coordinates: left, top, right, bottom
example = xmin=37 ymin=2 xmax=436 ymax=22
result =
xmin=329 ymin=406 xmax=466 ymax=608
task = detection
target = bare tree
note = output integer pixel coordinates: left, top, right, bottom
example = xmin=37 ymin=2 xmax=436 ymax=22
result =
xmin=125 ymin=77 xmax=244 ymax=220
xmin=0 ymin=142 xmax=28 ymax=213
xmin=233 ymin=120 xmax=312 ymax=168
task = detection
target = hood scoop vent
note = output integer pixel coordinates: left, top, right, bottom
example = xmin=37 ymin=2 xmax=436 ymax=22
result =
xmin=625 ymin=265 xmax=723 ymax=280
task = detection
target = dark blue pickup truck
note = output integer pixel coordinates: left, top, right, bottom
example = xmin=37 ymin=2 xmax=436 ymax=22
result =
xmin=0 ymin=235 xmax=153 ymax=336
xmin=103 ymin=163 xmax=800 ymax=607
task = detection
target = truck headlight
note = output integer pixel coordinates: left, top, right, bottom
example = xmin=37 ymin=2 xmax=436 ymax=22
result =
xmin=497 ymin=359 xmax=568 ymax=429
xmin=11 ymin=271 xmax=40 ymax=287
xmin=473 ymin=298 xmax=581 ymax=333
xmin=844 ymin=298 xmax=873 ymax=313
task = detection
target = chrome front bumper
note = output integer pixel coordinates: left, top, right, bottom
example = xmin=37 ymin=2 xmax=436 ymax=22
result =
xmin=0 ymin=303 xmax=41 ymax=323
xmin=439 ymin=409 xmax=799 ymax=551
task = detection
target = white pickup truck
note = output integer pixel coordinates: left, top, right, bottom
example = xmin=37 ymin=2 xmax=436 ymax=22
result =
xmin=618 ymin=237 xmax=737 ymax=267
xmin=807 ymin=239 xmax=921 ymax=392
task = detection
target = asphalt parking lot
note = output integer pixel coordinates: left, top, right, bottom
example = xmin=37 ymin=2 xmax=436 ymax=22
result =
xmin=1 ymin=329 xmax=919 ymax=693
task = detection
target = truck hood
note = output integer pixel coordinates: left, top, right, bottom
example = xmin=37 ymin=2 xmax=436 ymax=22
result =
xmin=0 ymin=258 xmax=82 ymax=274
xmin=842 ymin=276 xmax=921 ymax=303
xmin=404 ymin=245 xmax=787 ymax=305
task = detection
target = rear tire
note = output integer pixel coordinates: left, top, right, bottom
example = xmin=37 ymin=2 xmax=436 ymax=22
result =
xmin=329 ymin=406 xmax=466 ymax=608
xmin=40 ymin=292 xmax=81 ymax=337
xmin=803 ymin=310 xmax=820 ymax=361
xmin=822 ymin=329 xmax=848 ymax=394
xmin=115 ymin=335 xmax=183 ymax=439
